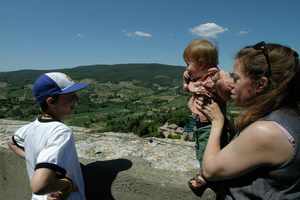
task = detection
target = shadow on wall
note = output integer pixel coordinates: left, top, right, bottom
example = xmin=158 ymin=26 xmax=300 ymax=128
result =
xmin=82 ymin=159 xmax=133 ymax=200
xmin=0 ymin=147 xmax=133 ymax=200
xmin=1 ymin=148 xmax=210 ymax=200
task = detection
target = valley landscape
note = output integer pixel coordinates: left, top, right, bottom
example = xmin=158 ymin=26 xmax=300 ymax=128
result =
xmin=0 ymin=63 xmax=191 ymax=138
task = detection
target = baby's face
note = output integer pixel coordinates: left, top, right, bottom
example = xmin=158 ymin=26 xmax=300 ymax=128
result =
xmin=186 ymin=61 xmax=209 ymax=81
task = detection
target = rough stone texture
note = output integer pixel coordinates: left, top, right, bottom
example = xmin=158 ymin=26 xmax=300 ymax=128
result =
xmin=0 ymin=119 xmax=216 ymax=200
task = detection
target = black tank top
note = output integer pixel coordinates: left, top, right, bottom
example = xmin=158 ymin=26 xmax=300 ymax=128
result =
xmin=220 ymin=107 xmax=300 ymax=200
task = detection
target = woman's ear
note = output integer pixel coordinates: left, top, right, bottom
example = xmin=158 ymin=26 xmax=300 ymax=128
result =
xmin=255 ymin=76 xmax=269 ymax=93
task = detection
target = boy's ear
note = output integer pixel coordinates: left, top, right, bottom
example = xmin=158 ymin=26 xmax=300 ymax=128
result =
xmin=45 ymin=96 xmax=55 ymax=105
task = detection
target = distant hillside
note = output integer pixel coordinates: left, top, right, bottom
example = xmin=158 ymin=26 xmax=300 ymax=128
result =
xmin=0 ymin=63 xmax=190 ymax=138
xmin=0 ymin=63 xmax=185 ymax=87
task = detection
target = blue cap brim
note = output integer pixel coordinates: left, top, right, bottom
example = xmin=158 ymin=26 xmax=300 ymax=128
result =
xmin=59 ymin=83 xmax=88 ymax=94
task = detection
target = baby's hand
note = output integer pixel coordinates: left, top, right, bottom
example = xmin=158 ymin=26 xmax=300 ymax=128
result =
xmin=188 ymin=173 xmax=207 ymax=197
xmin=190 ymin=174 xmax=207 ymax=187
xmin=183 ymin=70 xmax=191 ymax=82
xmin=47 ymin=192 xmax=62 ymax=200
xmin=183 ymin=70 xmax=191 ymax=91
xmin=187 ymin=81 xmax=207 ymax=94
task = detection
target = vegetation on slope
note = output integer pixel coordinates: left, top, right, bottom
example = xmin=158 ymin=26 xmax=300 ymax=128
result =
xmin=0 ymin=63 xmax=192 ymax=137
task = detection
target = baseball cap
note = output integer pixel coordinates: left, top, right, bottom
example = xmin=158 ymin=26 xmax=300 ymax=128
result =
xmin=33 ymin=72 xmax=88 ymax=104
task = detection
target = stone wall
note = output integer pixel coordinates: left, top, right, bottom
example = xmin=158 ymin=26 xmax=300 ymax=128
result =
xmin=0 ymin=119 xmax=215 ymax=200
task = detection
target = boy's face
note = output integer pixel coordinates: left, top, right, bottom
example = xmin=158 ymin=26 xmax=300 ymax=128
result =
xmin=50 ymin=93 xmax=79 ymax=120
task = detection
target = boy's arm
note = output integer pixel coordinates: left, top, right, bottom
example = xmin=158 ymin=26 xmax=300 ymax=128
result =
xmin=33 ymin=127 xmax=79 ymax=197
xmin=8 ymin=135 xmax=25 ymax=158
xmin=8 ymin=141 xmax=25 ymax=158
xmin=31 ymin=168 xmax=77 ymax=195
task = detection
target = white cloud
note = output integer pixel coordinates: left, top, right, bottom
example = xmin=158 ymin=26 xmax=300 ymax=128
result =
xmin=125 ymin=31 xmax=152 ymax=38
xmin=238 ymin=30 xmax=249 ymax=35
xmin=135 ymin=31 xmax=152 ymax=37
xmin=75 ymin=33 xmax=84 ymax=39
xmin=190 ymin=22 xmax=228 ymax=38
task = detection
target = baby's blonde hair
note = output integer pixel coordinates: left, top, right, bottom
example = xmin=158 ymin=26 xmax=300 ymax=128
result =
xmin=183 ymin=39 xmax=218 ymax=67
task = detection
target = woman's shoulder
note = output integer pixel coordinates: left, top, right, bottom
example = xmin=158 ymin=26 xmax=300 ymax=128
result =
xmin=243 ymin=120 xmax=282 ymax=138
xmin=260 ymin=107 xmax=300 ymax=139
xmin=264 ymin=107 xmax=300 ymax=121
xmin=241 ymin=120 xmax=294 ymax=165
xmin=240 ymin=120 xmax=293 ymax=152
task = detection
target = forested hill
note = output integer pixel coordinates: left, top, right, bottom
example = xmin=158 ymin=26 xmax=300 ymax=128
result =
xmin=0 ymin=63 xmax=185 ymax=87
xmin=0 ymin=63 xmax=190 ymax=137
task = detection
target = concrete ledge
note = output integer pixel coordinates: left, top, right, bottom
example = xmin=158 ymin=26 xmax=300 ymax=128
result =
xmin=0 ymin=119 xmax=216 ymax=200
xmin=0 ymin=148 xmax=216 ymax=200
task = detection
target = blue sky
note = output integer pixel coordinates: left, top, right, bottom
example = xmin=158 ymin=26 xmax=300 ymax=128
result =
xmin=1 ymin=0 xmax=300 ymax=72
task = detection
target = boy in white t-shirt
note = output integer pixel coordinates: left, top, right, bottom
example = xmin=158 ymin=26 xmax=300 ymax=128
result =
xmin=8 ymin=72 xmax=88 ymax=200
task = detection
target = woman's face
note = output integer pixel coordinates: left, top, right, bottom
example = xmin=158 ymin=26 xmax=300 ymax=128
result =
xmin=230 ymin=59 xmax=256 ymax=106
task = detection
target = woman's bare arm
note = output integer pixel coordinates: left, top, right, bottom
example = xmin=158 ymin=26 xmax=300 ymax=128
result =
xmin=201 ymin=103 xmax=294 ymax=181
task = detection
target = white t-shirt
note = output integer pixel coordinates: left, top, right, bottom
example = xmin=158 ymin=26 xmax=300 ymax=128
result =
xmin=14 ymin=118 xmax=86 ymax=200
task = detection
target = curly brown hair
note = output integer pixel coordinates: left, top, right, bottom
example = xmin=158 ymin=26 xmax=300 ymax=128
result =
xmin=183 ymin=39 xmax=218 ymax=67
xmin=234 ymin=42 xmax=299 ymax=131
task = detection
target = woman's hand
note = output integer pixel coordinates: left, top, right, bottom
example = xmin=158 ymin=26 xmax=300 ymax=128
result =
xmin=200 ymin=100 xmax=224 ymax=127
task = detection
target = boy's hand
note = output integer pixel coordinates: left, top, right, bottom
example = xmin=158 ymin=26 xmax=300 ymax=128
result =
xmin=57 ymin=177 xmax=78 ymax=200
